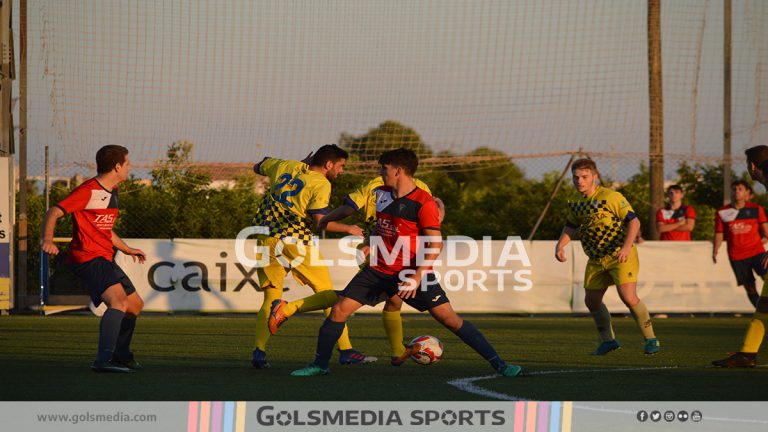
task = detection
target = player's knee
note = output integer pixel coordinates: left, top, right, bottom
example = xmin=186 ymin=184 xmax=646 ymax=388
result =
xmin=583 ymin=296 xmax=601 ymax=311
xmin=435 ymin=312 xmax=462 ymax=332
xmin=126 ymin=295 xmax=144 ymax=316
xmin=330 ymin=305 xmax=351 ymax=322
xmin=384 ymin=297 xmax=402 ymax=312
xmin=618 ymin=293 xmax=639 ymax=308
xmin=106 ymin=297 xmax=127 ymax=312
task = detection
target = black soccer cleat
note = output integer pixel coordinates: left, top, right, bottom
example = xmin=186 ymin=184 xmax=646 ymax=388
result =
xmin=711 ymin=352 xmax=757 ymax=368
xmin=91 ymin=360 xmax=134 ymax=373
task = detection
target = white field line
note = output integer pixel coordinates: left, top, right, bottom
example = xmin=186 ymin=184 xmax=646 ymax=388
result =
xmin=448 ymin=366 xmax=768 ymax=424
xmin=447 ymin=366 xmax=679 ymax=401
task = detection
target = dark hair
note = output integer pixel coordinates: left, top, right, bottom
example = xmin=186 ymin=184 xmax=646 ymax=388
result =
xmin=571 ymin=158 xmax=598 ymax=174
xmin=666 ymin=184 xmax=683 ymax=194
xmin=732 ymin=180 xmax=753 ymax=193
xmin=378 ymin=147 xmax=419 ymax=176
xmin=96 ymin=145 xmax=129 ymax=174
xmin=745 ymin=145 xmax=768 ymax=165
xmin=311 ymin=144 xmax=348 ymax=167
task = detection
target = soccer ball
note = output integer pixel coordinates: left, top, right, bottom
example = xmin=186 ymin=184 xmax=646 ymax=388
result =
xmin=409 ymin=335 xmax=444 ymax=365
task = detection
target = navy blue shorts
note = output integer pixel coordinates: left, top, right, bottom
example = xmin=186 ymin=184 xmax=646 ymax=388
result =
xmin=69 ymin=257 xmax=136 ymax=306
xmin=340 ymin=266 xmax=450 ymax=312
xmin=729 ymin=252 xmax=768 ymax=287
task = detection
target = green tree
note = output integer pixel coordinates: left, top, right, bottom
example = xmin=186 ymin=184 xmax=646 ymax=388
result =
xmin=446 ymin=147 xmax=524 ymax=188
xmin=340 ymin=120 xmax=433 ymax=161
xmin=148 ymin=140 xmax=212 ymax=238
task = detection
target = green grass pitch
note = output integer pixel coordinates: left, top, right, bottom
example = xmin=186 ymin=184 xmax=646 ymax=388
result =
xmin=1 ymin=314 xmax=766 ymax=400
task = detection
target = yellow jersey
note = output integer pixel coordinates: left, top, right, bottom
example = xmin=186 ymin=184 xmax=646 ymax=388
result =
xmin=253 ymin=158 xmax=331 ymax=243
xmin=345 ymin=177 xmax=432 ymax=230
xmin=566 ymin=186 xmax=636 ymax=260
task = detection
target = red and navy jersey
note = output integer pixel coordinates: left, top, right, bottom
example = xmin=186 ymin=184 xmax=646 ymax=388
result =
xmin=55 ymin=178 xmax=119 ymax=264
xmin=371 ymin=186 xmax=441 ymax=275
xmin=656 ymin=205 xmax=696 ymax=241
xmin=715 ymin=202 xmax=767 ymax=261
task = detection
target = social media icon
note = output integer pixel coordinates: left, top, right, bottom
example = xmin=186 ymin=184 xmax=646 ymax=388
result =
xmin=637 ymin=411 xmax=648 ymax=422
xmin=651 ymin=411 xmax=661 ymax=422
xmin=664 ymin=411 xmax=675 ymax=422
xmin=691 ymin=411 xmax=702 ymax=422
xmin=678 ymin=411 xmax=689 ymax=422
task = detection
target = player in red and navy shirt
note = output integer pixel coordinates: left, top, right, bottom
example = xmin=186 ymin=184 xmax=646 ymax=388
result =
xmin=291 ymin=148 xmax=522 ymax=377
xmin=41 ymin=145 xmax=146 ymax=373
xmin=713 ymin=146 xmax=768 ymax=367
xmin=713 ymin=180 xmax=768 ymax=307
xmin=656 ymin=185 xmax=696 ymax=241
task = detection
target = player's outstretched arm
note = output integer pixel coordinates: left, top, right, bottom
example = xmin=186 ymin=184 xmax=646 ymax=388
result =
xmin=252 ymin=157 xmax=269 ymax=174
xmin=555 ymin=225 xmax=577 ymax=262
xmin=319 ymin=205 xmax=355 ymax=227
xmin=313 ymin=211 xmax=363 ymax=236
xmin=111 ymin=231 xmax=146 ymax=264
xmin=40 ymin=206 xmax=65 ymax=255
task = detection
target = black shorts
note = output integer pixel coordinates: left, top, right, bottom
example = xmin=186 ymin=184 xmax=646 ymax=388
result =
xmin=69 ymin=257 xmax=137 ymax=306
xmin=340 ymin=266 xmax=450 ymax=312
xmin=729 ymin=252 xmax=768 ymax=287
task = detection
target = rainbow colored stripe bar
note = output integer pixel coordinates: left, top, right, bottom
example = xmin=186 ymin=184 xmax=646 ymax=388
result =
xmin=513 ymin=401 xmax=573 ymax=432
xmin=188 ymin=401 xmax=246 ymax=432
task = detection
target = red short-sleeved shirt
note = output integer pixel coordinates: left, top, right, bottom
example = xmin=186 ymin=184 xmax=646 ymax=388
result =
xmin=656 ymin=205 xmax=696 ymax=241
xmin=370 ymin=186 xmax=441 ymax=275
xmin=715 ymin=202 xmax=767 ymax=261
xmin=55 ymin=178 xmax=118 ymax=264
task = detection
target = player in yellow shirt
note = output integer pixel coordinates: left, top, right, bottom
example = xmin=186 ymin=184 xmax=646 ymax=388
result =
xmin=555 ymin=158 xmax=659 ymax=355
xmin=250 ymin=144 xmax=375 ymax=368
xmin=267 ymin=175 xmax=443 ymax=364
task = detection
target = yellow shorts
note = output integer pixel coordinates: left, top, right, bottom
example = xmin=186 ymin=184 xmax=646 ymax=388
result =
xmin=584 ymin=245 xmax=639 ymax=290
xmin=255 ymin=236 xmax=332 ymax=293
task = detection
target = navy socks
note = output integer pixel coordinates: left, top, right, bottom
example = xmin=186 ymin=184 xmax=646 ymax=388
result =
xmin=314 ymin=318 xmax=346 ymax=369
xmin=96 ymin=308 xmax=126 ymax=363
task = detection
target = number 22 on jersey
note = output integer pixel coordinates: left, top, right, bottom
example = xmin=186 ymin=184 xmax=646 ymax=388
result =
xmin=271 ymin=173 xmax=305 ymax=207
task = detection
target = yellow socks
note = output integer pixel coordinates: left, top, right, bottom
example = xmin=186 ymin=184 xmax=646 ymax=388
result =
xmin=741 ymin=311 xmax=768 ymax=353
xmin=254 ymin=288 xmax=282 ymax=350
xmin=590 ymin=303 xmax=615 ymax=342
xmin=382 ymin=310 xmax=406 ymax=357
xmin=629 ymin=301 xmax=656 ymax=339
xmin=290 ymin=290 xmax=339 ymax=315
